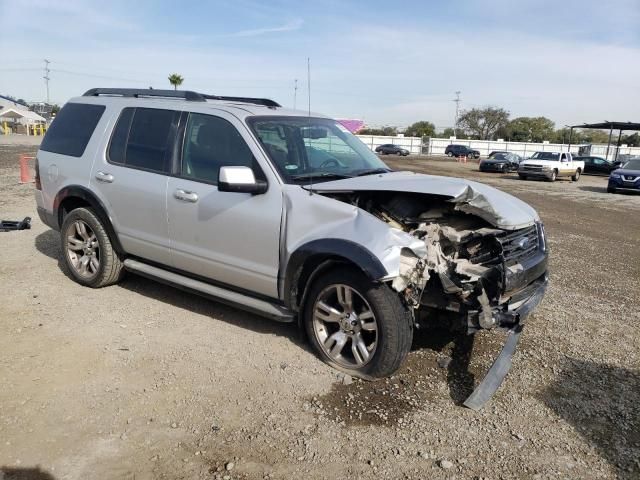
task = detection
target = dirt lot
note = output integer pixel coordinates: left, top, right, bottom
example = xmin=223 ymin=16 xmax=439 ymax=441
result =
xmin=1 ymin=146 xmax=639 ymax=480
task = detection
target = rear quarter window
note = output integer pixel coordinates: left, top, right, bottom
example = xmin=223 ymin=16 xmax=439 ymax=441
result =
xmin=40 ymin=103 xmax=106 ymax=157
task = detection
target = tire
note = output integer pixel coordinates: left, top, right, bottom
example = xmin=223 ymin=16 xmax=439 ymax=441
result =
xmin=571 ymin=169 xmax=581 ymax=181
xmin=60 ymin=207 xmax=125 ymax=288
xmin=467 ymin=153 xmax=472 ymax=159
xmin=518 ymin=174 xmax=528 ymax=180
xmin=548 ymin=170 xmax=557 ymax=182
xmin=607 ymin=187 xmax=616 ymax=194
xmin=303 ymin=267 xmax=413 ymax=380
xmin=447 ymin=152 xmax=453 ymax=157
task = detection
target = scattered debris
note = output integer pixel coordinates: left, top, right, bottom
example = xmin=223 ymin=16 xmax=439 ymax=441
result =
xmin=0 ymin=217 xmax=31 ymax=232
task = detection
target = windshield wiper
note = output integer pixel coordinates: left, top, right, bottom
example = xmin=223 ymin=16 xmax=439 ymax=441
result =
xmin=291 ymin=172 xmax=353 ymax=182
xmin=355 ymin=168 xmax=392 ymax=177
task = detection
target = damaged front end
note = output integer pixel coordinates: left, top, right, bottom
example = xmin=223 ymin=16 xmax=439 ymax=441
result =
xmin=322 ymin=190 xmax=548 ymax=408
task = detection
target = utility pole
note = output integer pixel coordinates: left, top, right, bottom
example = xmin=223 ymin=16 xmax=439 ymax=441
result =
xmin=293 ymin=79 xmax=298 ymax=110
xmin=453 ymin=91 xmax=461 ymax=137
xmin=43 ymin=59 xmax=51 ymax=104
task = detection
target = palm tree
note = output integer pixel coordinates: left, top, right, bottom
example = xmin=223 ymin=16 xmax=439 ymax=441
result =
xmin=168 ymin=73 xmax=184 ymax=90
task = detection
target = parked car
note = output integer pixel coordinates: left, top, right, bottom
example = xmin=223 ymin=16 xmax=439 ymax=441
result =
xmin=35 ymin=88 xmax=548 ymax=407
xmin=607 ymin=159 xmax=640 ymax=193
xmin=375 ymin=144 xmax=409 ymax=156
xmin=444 ymin=144 xmax=480 ymax=159
xmin=479 ymin=152 xmax=522 ymax=173
xmin=518 ymin=151 xmax=584 ymax=182
xmin=574 ymin=156 xmax=621 ymax=175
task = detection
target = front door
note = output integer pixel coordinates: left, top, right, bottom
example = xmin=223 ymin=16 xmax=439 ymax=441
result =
xmin=167 ymin=111 xmax=282 ymax=298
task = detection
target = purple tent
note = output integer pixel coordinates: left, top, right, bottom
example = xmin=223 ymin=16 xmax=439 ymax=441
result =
xmin=337 ymin=119 xmax=365 ymax=133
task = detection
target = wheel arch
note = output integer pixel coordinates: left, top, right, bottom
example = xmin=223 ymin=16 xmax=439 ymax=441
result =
xmin=54 ymin=185 xmax=124 ymax=254
xmin=283 ymin=239 xmax=388 ymax=314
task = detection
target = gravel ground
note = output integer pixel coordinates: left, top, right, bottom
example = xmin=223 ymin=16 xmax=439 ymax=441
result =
xmin=1 ymin=147 xmax=638 ymax=480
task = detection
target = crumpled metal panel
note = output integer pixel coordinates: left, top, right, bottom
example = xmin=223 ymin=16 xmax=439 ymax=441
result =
xmin=305 ymin=171 xmax=539 ymax=230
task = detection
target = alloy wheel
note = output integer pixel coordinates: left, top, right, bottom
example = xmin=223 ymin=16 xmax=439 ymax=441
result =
xmin=66 ymin=220 xmax=100 ymax=278
xmin=312 ymin=284 xmax=378 ymax=368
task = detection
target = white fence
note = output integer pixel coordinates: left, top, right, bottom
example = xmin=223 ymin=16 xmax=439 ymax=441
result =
xmin=355 ymin=135 xmax=640 ymax=161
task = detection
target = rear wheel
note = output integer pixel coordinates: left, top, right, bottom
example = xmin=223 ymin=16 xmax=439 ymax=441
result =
xmin=60 ymin=207 xmax=125 ymax=288
xmin=304 ymin=267 xmax=412 ymax=380
xmin=571 ymin=169 xmax=581 ymax=181
xmin=518 ymin=174 xmax=528 ymax=180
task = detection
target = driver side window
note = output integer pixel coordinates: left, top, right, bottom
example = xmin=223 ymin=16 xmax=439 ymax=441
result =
xmin=181 ymin=113 xmax=261 ymax=184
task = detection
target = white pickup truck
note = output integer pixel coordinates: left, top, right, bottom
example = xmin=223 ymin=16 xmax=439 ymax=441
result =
xmin=518 ymin=151 xmax=584 ymax=182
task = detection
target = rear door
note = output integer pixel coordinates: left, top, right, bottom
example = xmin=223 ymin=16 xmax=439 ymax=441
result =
xmin=166 ymin=111 xmax=282 ymax=298
xmin=89 ymin=106 xmax=179 ymax=264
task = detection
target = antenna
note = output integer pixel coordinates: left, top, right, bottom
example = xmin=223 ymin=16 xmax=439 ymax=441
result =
xmin=307 ymin=58 xmax=313 ymax=195
xmin=453 ymin=91 xmax=461 ymax=137
xmin=307 ymin=58 xmax=311 ymax=117
xmin=43 ymin=59 xmax=51 ymax=104
xmin=293 ymin=79 xmax=298 ymax=109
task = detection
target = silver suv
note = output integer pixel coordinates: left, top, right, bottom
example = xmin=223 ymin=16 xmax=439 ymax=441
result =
xmin=35 ymin=88 xmax=548 ymax=408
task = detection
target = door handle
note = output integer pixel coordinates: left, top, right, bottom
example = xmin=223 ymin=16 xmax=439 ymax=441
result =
xmin=95 ymin=171 xmax=114 ymax=183
xmin=174 ymin=189 xmax=198 ymax=203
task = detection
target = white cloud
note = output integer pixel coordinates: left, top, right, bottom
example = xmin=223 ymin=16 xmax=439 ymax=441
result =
xmin=230 ymin=18 xmax=303 ymax=37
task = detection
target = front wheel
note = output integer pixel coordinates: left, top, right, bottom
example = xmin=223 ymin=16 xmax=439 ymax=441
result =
xmin=60 ymin=207 xmax=125 ymax=288
xmin=572 ymin=169 xmax=581 ymax=181
xmin=607 ymin=186 xmax=616 ymax=194
xmin=548 ymin=170 xmax=557 ymax=182
xmin=518 ymin=174 xmax=528 ymax=180
xmin=304 ymin=267 xmax=412 ymax=380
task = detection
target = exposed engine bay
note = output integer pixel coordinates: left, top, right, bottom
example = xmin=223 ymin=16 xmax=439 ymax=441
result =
xmin=322 ymin=191 xmax=542 ymax=333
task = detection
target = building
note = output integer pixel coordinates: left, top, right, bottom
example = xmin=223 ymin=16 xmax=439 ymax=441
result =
xmin=0 ymin=94 xmax=48 ymax=135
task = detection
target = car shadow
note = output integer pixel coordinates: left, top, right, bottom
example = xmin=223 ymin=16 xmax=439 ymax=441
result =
xmin=34 ymin=230 xmax=306 ymax=348
xmin=0 ymin=466 xmax=56 ymax=480
xmin=578 ymin=186 xmax=609 ymax=194
xmin=538 ymin=358 xmax=640 ymax=479
xmin=412 ymin=327 xmax=475 ymax=404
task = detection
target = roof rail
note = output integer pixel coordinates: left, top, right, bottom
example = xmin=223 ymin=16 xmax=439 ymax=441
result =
xmin=83 ymin=88 xmax=206 ymax=102
xmin=203 ymin=95 xmax=281 ymax=108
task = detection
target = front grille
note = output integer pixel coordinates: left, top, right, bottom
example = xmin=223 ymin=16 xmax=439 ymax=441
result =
xmin=497 ymin=225 xmax=539 ymax=265
xmin=623 ymin=175 xmax=638 ymax=182
xmin=523 ymin=165 xmax=543 ymax=171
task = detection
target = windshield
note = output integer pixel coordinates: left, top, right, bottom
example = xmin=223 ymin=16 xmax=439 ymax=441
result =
xmin=622 ymin=159 xmax=640 ymax=170
xmin=489 ymin=152 xmax=508 ymax=160
xmin=248 ymin=116 xmax=390 ymax=183
xmin=531 ymin=152 xmax=560 ymax=160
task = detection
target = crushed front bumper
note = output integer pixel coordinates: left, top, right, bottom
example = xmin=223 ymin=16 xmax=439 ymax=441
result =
xmin=463 ymin=272 xmax=547 ymax=410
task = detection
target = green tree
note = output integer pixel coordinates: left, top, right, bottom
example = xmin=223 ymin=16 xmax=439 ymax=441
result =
xmin=404 ymin=121 xmax=436 ymax=138
xmin=507 ymin=116 xmax=555 ymax=142
xmin=168 ymin=73 xmax=184 ymax=90
xmin=622 ymin=133 xmax=640 ymax=146
xmin=359 ymin=126 xmax=398 ymax=136
xmin=458 ymin=107 xmax=510 ymax=140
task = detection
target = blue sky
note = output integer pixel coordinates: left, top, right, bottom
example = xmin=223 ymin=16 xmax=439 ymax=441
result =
xmin=1 ymin=0 xmax=639 ymax=129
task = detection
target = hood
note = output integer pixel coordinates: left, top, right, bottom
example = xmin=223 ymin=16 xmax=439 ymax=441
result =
xmin=613 ymin=168 xmax=640 ymax=176
xmin=305 ymin=171 xmax=539 ymax=230
xmin=521 ymin=159 xmax=557 ymax=166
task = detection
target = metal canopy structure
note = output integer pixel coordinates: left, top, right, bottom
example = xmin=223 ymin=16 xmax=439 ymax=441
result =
xmin=567 ymin=121 xmax=640 ymax=160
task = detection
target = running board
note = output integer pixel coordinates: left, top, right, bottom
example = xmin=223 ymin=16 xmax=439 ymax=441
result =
xmin=123 ymin=259 xmax=295 ymax=323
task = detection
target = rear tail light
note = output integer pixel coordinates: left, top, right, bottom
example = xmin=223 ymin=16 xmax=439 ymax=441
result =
xmin=34 ymin=157 xmax=41 ymax=190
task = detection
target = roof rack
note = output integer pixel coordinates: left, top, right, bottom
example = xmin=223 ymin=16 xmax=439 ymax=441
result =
xmin=83 ymin=88 xmax=206 ymax=102
xmin=82 ymin=88 xmax=281 ymax=108
xmin=202 ymin=95 xmax=281 ymax=108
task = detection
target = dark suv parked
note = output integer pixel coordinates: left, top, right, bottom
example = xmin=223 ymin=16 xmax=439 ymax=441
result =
xmin=375 ymin=144 xmax=409 ymax=156
xmin=445 ymin=144 xmax=480 ymax=159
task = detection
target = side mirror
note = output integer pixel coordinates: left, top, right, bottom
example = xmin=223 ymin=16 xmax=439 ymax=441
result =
xmin=218 ymin=166 xmax=268 ymax=195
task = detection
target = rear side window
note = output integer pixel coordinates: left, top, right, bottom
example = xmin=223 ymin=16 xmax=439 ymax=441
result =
xmin=108 ymin=107 xmax=177 ymax=174
xmin=40 ymin=103 xmax=105 ymax=157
